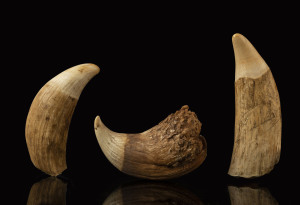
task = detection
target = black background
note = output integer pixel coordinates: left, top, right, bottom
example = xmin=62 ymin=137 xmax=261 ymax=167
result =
xmin=3 ymin=3 xmax=299 ymax=204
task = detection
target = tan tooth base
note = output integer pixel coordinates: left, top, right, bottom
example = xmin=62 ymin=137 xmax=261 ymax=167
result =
xmin=229 ymin=70 xmax=281 ymax=177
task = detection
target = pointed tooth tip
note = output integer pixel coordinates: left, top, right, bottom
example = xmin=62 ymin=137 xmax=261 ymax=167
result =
xmin=94 ymin=115 xmax=102 ymax=128
xmin=232 ymin=33 xmax=250 ymax=48
xmin=84 ymin=63 xmax=100 ymax=73
xmin=231 ymin=33 xmax=259 ymax=60
xmin=232 ymin=33 xmax=245 ymax=41
xmin=95 ymin=115 xmax=100 ymax=122
xmin=75 ymin=63 xmax=100 ymax=75
xmin=232 ymin=33 xmax=269 ymax=80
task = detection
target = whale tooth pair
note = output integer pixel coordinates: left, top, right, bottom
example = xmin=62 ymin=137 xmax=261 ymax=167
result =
xmin=25 ymin=33 xmax=281 ymax=179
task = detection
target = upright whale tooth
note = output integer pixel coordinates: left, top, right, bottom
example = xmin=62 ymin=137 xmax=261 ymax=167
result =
xmin=25 ymin=63 xmax=100 ymax=176
xmin=228 ymin=33 xmax=282 ymax=178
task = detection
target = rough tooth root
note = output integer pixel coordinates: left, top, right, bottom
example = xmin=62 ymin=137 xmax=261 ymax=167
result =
xmin=25 ymin=63 xmax=100 ymax=176
xmin=94 ymin=105 xmax=207 ymax=180
xmin=228 ymin=33 xmax=281 ymax=178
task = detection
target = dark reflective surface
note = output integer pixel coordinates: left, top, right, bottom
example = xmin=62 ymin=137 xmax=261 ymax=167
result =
xmin=19 ymin=152 xmax=296 ymax=205
xmin=26 ymin=177 xmax=67 ymax=205
xmin=103 ymin=180 xmax=204 ymax=205
xmin=20 ymin=172 xmax=297 ymax=204
xmin=228 ymin=184 xmax=278 ymax=205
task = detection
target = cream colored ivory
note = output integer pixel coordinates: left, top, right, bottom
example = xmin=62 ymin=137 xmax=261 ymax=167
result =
xmin=233 ymin=33 xmax=269 ymax=81
xmin=94 ymin=116 xmax=128 ymax=171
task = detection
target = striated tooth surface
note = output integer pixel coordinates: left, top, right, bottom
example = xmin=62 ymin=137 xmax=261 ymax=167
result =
xmin=25 ymin=63 xmax=100 ymax=176
xmin=94 ymin=105 xmax=207 ymax=180
xmin=228 ymin=33 xmax=281 ymax=178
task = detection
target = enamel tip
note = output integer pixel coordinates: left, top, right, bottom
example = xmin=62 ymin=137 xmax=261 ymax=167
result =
xmin=48 ymin=63 xmax=100 ymax=98
xmin=232 ymin=33 xmax=257 ymax=61
xmin=232 ymin=33 xmax=243 ymax=40
xmin=73 ymin=63 xmax=100 ymax=76
xmin=94 ymin=116 xmax=101 ymax=128
xmin=81 ymin=63 xmax=100 ymax=74
xmin=232 ymin=33 xmax=269 ymax=81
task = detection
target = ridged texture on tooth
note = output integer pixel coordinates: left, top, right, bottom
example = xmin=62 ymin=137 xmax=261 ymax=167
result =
xmin=25 ymin=63 xmax=100 ymax=176
xmin=94 ymin=116 xmax=128 ymax=171
xmin=94 ymin=105 xmax=207 ymax=180
xmin=228 ymin=34 xmax=281 ymax=178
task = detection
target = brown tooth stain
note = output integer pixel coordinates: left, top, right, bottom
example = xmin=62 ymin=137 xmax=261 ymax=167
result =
xmin=26 ymin=87 xmax=78 ymax=176
xmin=121 ymin=106 xmax=207 ymax=180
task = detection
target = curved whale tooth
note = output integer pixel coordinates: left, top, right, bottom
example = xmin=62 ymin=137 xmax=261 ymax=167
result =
xmin=228 ymin=33 xmax=281 ymax=178
xmin=25 ymin=63 xmax=100 ymax=176
xmin=94 ymin=105 xmax=207 ymax=180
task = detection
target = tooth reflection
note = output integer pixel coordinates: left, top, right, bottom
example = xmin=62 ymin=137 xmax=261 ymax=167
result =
xmin=27 ymin=177 xmax=67 ymax=205
xmin=103 ymin=181 xmax=204 ymax=205
xmin=228 ymin=185 xmax=278 ymax=205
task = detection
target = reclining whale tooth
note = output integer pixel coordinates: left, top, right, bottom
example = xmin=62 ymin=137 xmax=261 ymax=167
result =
xmin=94 ymin=105 xmax=207 ymax=180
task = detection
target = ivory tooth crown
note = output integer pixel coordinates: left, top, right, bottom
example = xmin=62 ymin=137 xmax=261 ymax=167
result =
xmin=228 ymin=33 xmax=281 ymax=178
xmin=25 ymin=63 xmax=100 ymax=176
xmin=94 ymin=105 xmax=207 ymax=180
